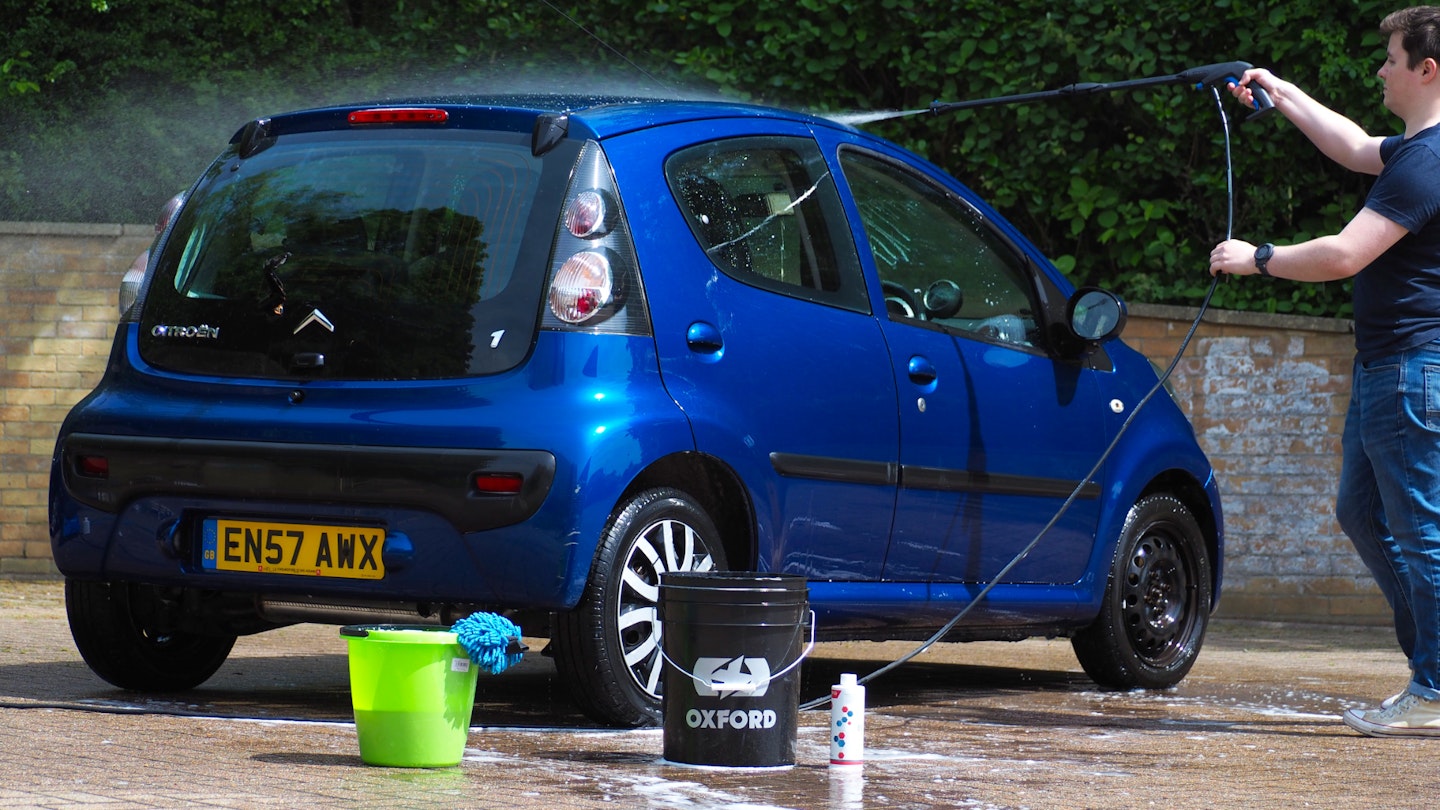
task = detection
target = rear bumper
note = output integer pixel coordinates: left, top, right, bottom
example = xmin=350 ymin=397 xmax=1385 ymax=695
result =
xmin=49 ymin=435 xmax=577 ymax=608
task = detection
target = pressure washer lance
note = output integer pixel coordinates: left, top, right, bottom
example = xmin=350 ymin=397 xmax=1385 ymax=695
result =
xmin=926 ymin=60 xmax=1273 ymax=119
xmin=802 ymin=61 xmax=1271 ymax=714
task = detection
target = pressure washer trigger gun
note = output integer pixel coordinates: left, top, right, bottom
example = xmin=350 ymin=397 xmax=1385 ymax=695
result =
xmin=1185 ymin=60 xmax=1275 ymax=121
xmin=1245 ymin=83 xmax=1276 ymax=119
xmin=1226 ymin=76 xmax=1275 ymax=122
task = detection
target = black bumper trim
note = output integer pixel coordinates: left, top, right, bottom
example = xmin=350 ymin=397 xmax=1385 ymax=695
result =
xmin=60 ymin=433 xmax=556 ymax=534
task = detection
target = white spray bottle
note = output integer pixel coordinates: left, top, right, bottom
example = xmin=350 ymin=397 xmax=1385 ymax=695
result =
xmin=829 ymin=672 xmax=865 ymax=766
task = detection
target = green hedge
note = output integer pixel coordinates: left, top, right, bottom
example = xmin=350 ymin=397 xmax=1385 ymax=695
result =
xmin=0 ymin=0 xmax=1402 ymax=317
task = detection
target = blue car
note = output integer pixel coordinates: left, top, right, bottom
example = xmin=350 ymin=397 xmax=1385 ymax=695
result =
xmin=50 ymin=96 xmax=1223 ymax=726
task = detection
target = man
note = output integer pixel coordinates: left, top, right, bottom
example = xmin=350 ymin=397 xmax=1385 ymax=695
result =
xmin=1209 ymin=6 xmax=1440 ymax=737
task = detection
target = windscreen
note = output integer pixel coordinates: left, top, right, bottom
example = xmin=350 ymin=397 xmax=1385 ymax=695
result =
xmin=140 ymin=128 xmax=579 ymax=380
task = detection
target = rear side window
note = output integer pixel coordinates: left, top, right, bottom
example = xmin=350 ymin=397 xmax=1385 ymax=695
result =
xmin=140 ymin=128 xmax=579 ymax=380
xmin=665 ymin=137 xmax=868 ymax=312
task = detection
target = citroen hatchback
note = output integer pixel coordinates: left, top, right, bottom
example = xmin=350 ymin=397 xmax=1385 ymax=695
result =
xmin=50 ymin=96 xmax=1223 ymax=726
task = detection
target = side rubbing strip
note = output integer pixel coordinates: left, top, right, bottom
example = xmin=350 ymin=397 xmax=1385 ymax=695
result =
xmin=769 ymin=452 xmax=1099 ymax=500
xmin=769 ymin=453 xmax=898 ymax=487
xmin=901 ymin=465 xmax=1101 ymax=499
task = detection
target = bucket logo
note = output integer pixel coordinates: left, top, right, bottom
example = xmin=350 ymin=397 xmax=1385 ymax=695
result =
xmin=692 ymin=655 xmax=771 ymax=697
xmin=685 ymin=708 xmax=778 ymax=730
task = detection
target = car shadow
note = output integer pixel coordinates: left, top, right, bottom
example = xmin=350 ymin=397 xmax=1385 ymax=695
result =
xmin=1 ymin=639 xmax=1102 ymax=732
xmin=0 ymin=648 xmax=593 ymax=729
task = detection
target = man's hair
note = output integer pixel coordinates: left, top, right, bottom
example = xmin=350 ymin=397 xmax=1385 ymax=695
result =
xmin=1381 ymin=6 xmax=1440 ymax=68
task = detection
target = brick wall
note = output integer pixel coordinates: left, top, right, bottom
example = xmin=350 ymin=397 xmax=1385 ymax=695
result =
xmin=0 ymin=223 xmax=1389 ymax=624
xmin=1123 ymin=305 xmax=1385 ymax=625
xmin=1 ymin=223 xmax=152 ymax=575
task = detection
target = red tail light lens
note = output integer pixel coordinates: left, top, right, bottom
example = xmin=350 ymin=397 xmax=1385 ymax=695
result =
xmin=76 ymin=455 xmax=109 ymax=479
xmin=548 ymin=251 xmax=615 ymax=324
xmin=347 ymin=108 xmax=449 ymax=125
xmin=472 ymin=472 xmax=523 ymax=496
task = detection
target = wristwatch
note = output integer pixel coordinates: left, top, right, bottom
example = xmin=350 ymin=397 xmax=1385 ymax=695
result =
xmin=1254 ymin=242 xmax=1274 ymax=277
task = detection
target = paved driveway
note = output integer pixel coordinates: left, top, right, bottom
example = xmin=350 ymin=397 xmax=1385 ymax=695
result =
xmin=1 ymin=578 xmax=1433 ymax=809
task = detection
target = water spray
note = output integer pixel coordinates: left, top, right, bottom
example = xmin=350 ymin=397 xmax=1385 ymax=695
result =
xmin=802 ymin=61 xmax=1272 ymax=713
xmin=827 ymin=108 xmax=932 ymax=127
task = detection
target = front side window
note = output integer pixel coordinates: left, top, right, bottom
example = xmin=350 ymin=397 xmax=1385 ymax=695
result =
xmin=840 ymin=150 xmax=1040 ymax=348
xmin=141 ymin=128 xmax=579 ymax=380
xmin=665 ymin=137 xmax=867 ymax=312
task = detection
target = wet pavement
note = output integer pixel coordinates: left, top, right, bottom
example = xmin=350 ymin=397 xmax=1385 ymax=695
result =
xmin=2 ymin=577 xmax=1437 ymax=809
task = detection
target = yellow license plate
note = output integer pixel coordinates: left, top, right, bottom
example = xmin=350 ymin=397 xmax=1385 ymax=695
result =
xmin=201 ymin=518 xmax=385 ymax=580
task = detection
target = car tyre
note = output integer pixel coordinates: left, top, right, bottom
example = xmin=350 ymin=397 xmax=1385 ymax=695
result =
xmin=553 ymin=488 xmax=728 ymax=727
xmin=1071 ymin=494 xmax=1211 ymax=689
xmin=65 ymin=579 xmax=236 ymax=691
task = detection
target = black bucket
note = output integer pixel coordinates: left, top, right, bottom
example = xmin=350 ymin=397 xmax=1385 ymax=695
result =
xmin=659 ymin=571 xmax=811 ymax=768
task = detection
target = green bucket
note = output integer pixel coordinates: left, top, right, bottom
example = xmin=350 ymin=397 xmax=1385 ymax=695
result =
xmin=341 ymin=625 xmax=480 ymax=768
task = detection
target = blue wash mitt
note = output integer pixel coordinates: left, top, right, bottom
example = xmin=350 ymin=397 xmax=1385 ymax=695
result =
xmin=451 ymin=613 xmax=526 ymax=675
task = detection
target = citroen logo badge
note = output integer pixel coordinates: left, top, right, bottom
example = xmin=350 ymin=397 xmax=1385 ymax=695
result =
xmin=294 ymin=309 xmax=335 ymax=335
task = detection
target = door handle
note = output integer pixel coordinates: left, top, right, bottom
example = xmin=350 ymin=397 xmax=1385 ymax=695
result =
xmin=907 ymin=355 xmax=937 ymax=385
xmin=686 ymin=322 xmax=724 ymax=355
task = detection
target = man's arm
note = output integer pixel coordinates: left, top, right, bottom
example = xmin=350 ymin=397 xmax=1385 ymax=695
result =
xmin=1209 ymin=207 xmax=1408 ymax=281
xmin=1236 ymin=68 xmax=1385 ymax=175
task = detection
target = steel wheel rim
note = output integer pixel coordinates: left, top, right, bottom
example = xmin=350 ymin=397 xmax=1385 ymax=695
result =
xmin=615 ymin=517 xmax=716 ymax=699
xmin=1119 ymin=527 xmax=1196 ymax=667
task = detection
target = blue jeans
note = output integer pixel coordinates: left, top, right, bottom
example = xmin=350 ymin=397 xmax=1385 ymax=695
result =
xmin=1337 ymin=341 xmax=1440 ymax=701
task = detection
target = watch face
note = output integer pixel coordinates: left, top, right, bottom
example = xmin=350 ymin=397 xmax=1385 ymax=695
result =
xmin=1254 ymin=243 xmax=1274 ymax=275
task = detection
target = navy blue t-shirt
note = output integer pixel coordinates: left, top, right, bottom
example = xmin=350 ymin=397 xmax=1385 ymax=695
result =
xmin=1354 ymin=123 xmax=1440 ymax=362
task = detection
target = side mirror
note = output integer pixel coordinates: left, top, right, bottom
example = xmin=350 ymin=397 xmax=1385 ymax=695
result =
xmin=1067 ymin=287 xmax=1127 ymax=344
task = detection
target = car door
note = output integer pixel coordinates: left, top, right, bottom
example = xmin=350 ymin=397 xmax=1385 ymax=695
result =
xmin=607 ymin=125 xmax=900 ymax=579
xmin=834 ymin=146 xmax=1109 ymax=587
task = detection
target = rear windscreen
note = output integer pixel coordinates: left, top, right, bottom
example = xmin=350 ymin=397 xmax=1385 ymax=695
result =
xmin=139 ymin=128 xmax=579 ymax=380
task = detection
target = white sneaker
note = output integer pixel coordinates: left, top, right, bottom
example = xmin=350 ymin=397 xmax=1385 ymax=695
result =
xmin=1341 ymin=689 xmax=1406 ymax=725
xmin=1343 ymin=693 xmax=1440 ymax=737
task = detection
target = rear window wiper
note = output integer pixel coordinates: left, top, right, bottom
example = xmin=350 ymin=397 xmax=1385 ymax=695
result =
xmin=263 ymin=251 xmax=290 ymax=315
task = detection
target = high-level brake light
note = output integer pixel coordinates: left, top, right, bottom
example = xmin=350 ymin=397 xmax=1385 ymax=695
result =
xmin=347 ymin=108 xmax=449 ymax=125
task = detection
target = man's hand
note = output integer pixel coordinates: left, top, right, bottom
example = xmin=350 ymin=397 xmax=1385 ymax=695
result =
xmin=1210 ymin=239 xmax=1260 ymax=277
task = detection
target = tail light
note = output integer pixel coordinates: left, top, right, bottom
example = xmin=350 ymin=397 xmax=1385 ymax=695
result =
xmin=564 ymin=190 xmax=615 ymax=238
xmin=121 ymin=191 xmax=185 ymax=319
xmin=549 ymin=250 xmax=616 ymax=324
xmin=542 ymin=142 xmax=649 ymax=335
